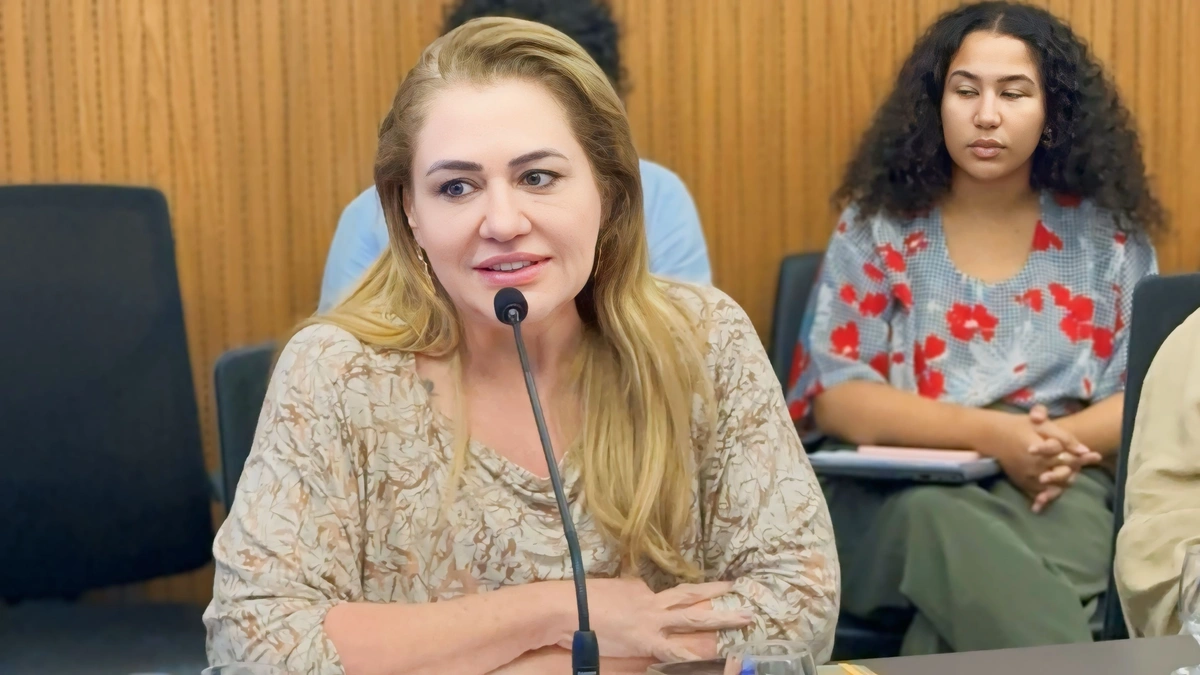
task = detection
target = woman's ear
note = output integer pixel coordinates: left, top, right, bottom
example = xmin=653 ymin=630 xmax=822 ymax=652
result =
xmin=402 ymin=189 xmax=423 ymax=248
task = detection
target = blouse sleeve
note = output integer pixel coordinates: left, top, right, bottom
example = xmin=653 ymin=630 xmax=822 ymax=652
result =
xmin=699 ymin=290 xmax=841 ymax=663
xmin=1096 ymin=232 xmax=1159 ymax=400
xmin=1115 ymin=310 xmax=1200 ymax=637
xmin=786 ymin=209 xmax=899 ymax=426
xmin=203 ymin=325 xmax=367 ymax=675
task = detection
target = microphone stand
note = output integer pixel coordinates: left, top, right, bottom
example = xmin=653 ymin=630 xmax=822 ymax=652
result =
xmin=503 ymin=304 xmax=600 ymax=675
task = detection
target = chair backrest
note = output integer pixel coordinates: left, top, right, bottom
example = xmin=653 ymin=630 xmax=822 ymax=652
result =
xmin=0 ymin=185 xmax=213 ymax=600
xmin=768 ymin=252 xmax=825 ymax=388
xmin=214 ymin=341 xmax=277 ymax=513
xmin=1102 ymin=271 xmax=1200 ymax=640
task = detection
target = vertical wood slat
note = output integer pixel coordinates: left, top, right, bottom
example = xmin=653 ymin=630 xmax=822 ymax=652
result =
xmin=1 ymin=0 xmax=1196 ymax=606
xmin=0 ymin=0 xmax=32 ymax=182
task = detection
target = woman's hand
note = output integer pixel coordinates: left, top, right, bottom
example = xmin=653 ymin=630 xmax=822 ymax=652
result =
xmin=559 ymin=578 xmax=752 ymax=663
xmin=1026 ymin=405 xmax=1102 ymax=512
xmin=973 ymin=409 xmax=1057 ymax=499
xmin=973 ymin=407 xmax=1101 ymax=512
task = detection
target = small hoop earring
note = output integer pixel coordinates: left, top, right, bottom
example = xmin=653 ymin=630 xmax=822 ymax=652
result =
xmin=417 ymin=247 xmax=432 ymax=282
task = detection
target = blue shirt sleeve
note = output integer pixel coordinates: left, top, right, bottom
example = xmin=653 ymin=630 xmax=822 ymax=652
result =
xmin=639 ymin=159 xmax=712 ymax=285
xmin=318 ymin=186 xmax=390 ymax=313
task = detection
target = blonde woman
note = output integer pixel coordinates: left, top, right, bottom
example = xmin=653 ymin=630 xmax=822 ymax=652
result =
xmin=204 ymin=17 xmax=838 ymax=675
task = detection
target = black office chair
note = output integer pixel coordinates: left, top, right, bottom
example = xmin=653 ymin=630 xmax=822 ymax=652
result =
xmin=0 ymin=185 xmax=213 ymax=674
xmin=768 ymin=252 xmax=825 ymax=388
xmin=767 ymin=251 xmax=906 ymax=660
xmin=1101 ymin=272 xmax=1200 ymax=641
xmin=213 ymin=341 xmax=278 ymax=513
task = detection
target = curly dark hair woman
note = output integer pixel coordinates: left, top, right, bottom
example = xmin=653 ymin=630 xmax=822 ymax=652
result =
xmin=836 ymin=0 xmax=1165 ymax=233
xmin=786 ymin=1 xmax=1162 ymax=656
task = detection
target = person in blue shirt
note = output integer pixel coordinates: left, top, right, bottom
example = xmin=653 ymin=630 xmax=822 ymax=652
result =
xmin=318 ymin=0 xmax=711 ymax=313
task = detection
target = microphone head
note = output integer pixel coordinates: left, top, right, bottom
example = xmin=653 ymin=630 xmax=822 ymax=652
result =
xmin=493 ymin=287 xmax=528 ymax=325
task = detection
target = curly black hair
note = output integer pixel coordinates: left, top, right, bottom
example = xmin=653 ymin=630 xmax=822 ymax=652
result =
xmin=442 ymin=0 xmax=627 ymax=97
xmin=835 ymin=1 xmax=1165 ymax=233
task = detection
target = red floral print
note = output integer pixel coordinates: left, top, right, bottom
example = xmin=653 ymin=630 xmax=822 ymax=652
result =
xmin=1007 ymin=387 xmax=1034 ymax=404
xmin=1015 ymin=288 xmax=1044 ymax=312
xmin=913 ymin=334 xmax=947 ymax=399
xmin=869 ymin=353 xmax=890 ymax=379
xmin=859 ymin=293 xmax=889 ymax=317
xmin=893 ymin=283 xmax=914 ymax=310
xmin=863 ymin=262 xmax=885 ymax=283
xmin=840 ymin=284 xmax=858 ymax=304
xmin=1032 ymin=221 xmax=1064 ymax=252
xmin=1054 ymin=193 xmax=1083 ymax=208
xmin=946 ymin=303 xmax=999 ymax=342
xmin=788 ymin=342 xmax=810 ymax=391
xmin=903 ymin=231 xmax=929 ymax=256
xmin=918 ymin=370 xmax=945 ymax=399
xmin=877 ymin=244 xmax=907 ymax=273
xmin=788 ymin=380 xmax=825 ymax=421
xmin=1049 ymin=283 xmax=1095 ymax=342
xmin=830 ymin=321 xmax=860 ymax=360
xmin=1092 ymin=327 xmax=1114 ymax=359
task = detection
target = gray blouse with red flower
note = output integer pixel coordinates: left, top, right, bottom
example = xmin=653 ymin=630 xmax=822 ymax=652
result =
xmin=785 ymin=192 xmax=1158 ymax=430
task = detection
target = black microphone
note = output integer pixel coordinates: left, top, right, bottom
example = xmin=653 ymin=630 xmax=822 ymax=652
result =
xmin=494 ymin=287 xmax=600 ymax=675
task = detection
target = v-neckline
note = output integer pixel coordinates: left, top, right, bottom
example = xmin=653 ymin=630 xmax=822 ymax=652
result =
xmin=405 ymin=352 xmax=575 ymax=500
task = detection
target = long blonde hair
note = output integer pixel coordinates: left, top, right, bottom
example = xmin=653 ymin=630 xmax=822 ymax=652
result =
xmin=304 ymin=17 xmax=713 ymax=580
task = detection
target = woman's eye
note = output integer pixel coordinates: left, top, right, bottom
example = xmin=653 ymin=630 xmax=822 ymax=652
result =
xmin=439 ymin=180 xmax=476 ymax=198
xmin=522 ymin=171 xmax=557 ymax=187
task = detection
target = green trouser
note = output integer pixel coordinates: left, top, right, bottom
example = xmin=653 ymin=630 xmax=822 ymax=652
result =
xmin=824 ymin=465 xmax=1114 ymax=655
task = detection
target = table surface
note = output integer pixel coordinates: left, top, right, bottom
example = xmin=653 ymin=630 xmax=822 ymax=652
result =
xmin=648 ymin=636 xmax=1199 ymax=674
xmin=854 ymin=635 xmax=1200 ymax=674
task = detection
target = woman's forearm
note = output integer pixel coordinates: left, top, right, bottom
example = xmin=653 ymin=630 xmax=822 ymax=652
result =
xmin=813 ymin=381 xmax=989 ymax=450
xmin=324 ymin=581 xmax=573 ymax=675
xmin=488 ymin=632 xmax=719 ymax=675
xmin=1056 ymin=393 xmax=1124 ymax=457
xmin=487 ymin=647 xmax=654 ymax=675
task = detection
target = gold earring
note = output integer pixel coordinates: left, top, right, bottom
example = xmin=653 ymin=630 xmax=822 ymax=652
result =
xmin=417 ymin=247 xmax=432 ymax=282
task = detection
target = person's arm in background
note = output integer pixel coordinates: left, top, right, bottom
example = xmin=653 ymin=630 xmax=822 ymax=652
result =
xmin=702 ymin=289 xmax=840 ymax=663
xmin=1055 ymin=232 xmax=1159 ymax=458
xmin=1116 ymin=308 xmax=1200 ymax=638
xmin=318 ymin=186 xmax=390 ymax=313
xmin=640 ymin=159 xmax=713 ymax=286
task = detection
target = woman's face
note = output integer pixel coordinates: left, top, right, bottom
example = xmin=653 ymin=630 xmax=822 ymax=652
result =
xmin=405 ymin=79 xmax=603 ymax=329
xmin=941 ymin=31 xmax=1047 ymax=182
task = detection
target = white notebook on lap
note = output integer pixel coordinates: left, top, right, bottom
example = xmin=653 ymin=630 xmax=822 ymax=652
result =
xmin=807 ymin=445 xmax=1000 ymax=484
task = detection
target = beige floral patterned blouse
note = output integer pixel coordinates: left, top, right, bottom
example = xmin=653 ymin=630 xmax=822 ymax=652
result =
xmin=204 ymin=284 xmax=840 ymax=673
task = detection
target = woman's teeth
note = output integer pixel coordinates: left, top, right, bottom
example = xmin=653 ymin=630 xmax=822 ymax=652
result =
xmin=489 ymin=261 xmax=534 ymax=272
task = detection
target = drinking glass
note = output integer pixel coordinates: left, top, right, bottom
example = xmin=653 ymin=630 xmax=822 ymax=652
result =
xmin=1172 ymin=543 xmax=1200 ymax=675
xmin=723 ymin=640 xmax=817 ymax=675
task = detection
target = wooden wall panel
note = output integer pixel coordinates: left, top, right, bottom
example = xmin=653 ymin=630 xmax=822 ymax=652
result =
xmin=1 ymin=0 xmax=1197 ymax=605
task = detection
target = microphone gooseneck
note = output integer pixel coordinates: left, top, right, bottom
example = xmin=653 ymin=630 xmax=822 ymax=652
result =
xmin=493 ymin=287 xmax=599 ymax=675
